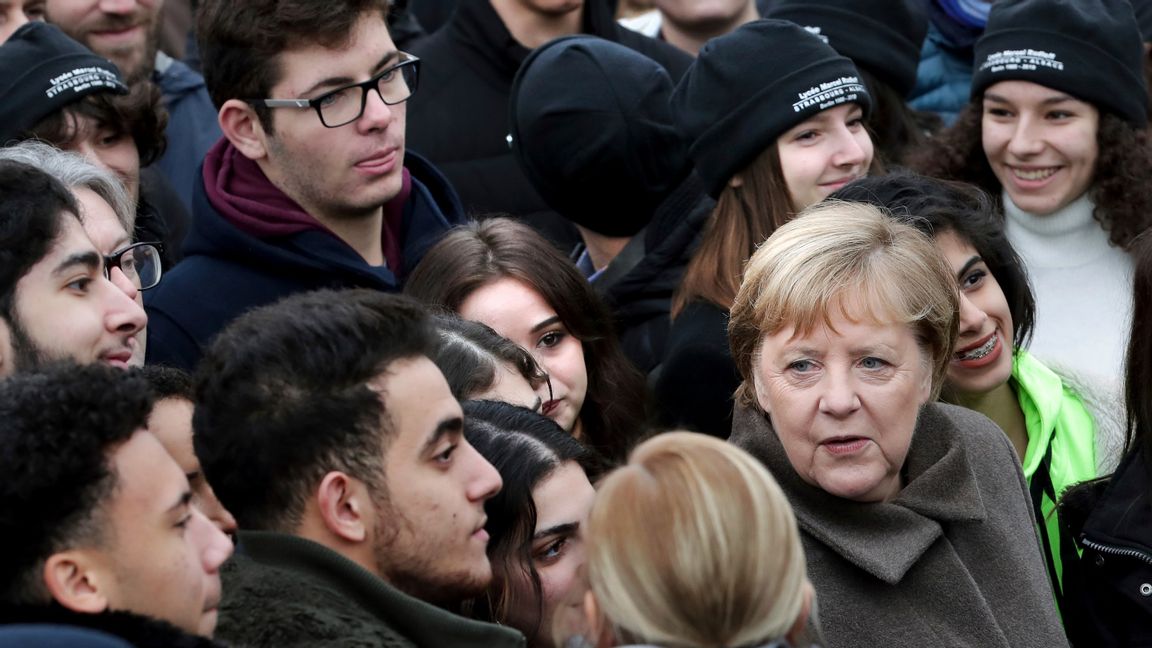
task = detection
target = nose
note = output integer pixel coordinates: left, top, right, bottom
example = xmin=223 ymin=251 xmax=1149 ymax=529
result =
xmin=191 ymin=508 xmax=235 ymax=573
xmin=818 ymin=366 xmax=861 ymax=418
xmin=198 ymin=484 xmax=239 ymax=537
xmin=464 ymin=441 xmax=503 ymax=503
xmin=102 ymin=277 xmax=147 ymax=336
xmin=1006 ymin=114 xmax=1044 ymax=158
xmin=831 ymin=125 xmax=871 ymax=169
xmin=957 ymin=292 xmax=988 ymax=338
xmin=357 ymin=86 xmax=396 ymax=132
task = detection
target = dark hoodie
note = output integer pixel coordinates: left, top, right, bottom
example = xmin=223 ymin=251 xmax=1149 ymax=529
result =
xmin=0 ymin=604 xmax=225 ymax=648
xmin=509 ymin=35 xmax=710 ymax=372
xmin=144 ymin=140 xmax=465 ymax=371
xmin=406 ymin=0 xmax=691 ymax=246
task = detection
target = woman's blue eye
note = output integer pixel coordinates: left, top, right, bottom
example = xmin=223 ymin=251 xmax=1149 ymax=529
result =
xmin=788 ymin=359 xmax=814 ymax=372
xmin=860 ymin=357 xmax=886 ymax=370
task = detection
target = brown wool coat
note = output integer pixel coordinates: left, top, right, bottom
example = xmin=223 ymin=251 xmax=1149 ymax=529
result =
xmin=730 ymin=402 xmax=1069 ymax=648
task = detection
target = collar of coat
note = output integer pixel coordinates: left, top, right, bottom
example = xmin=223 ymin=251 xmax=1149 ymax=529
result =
xmin=730 ymin=401 xmax=987 ymax=584
xmin=0 ymin=603 xmax=224 ymax=647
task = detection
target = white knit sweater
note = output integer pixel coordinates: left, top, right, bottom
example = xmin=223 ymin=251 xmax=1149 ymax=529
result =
xmin=1003 ymin=191 xmax=1132 ymax=396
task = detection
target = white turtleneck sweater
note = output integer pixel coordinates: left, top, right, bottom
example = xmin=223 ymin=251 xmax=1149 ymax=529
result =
xmin=1002 ymin=191 xmax=1132 ymax=395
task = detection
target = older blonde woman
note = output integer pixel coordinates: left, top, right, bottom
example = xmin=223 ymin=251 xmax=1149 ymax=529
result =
xmin=727 ymin=202 xmax=1067 ymax=647
xmin=572 ymin=432 xmax=816 ymax=648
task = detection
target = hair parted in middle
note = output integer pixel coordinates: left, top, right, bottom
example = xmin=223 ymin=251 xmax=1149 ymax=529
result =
xmin=581 ymin=432 xmax=809 ymax=648
xmin=192 ymin=288 xmax=437 ymax=533
xmin=462 ymin=399 xmax=607 ymax=639
xmin=404 ymin=217 xmax=649 ymax=464
xmin=728 ymin=201 xmax=960 ymax=409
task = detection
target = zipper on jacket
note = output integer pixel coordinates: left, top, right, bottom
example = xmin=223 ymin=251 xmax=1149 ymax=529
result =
xmin=1081 ymin=536 xmax=1152 ymax=565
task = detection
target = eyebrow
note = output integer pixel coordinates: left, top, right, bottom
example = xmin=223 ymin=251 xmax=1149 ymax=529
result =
xmin=530 ymin=316 xmax=562 ymax=334
xmin=533 ymin=521 xmax=578 ymax=540
xmin=298 ymin=50 xmax=401 ymax=97
xmin=984 ymin=92 xmax=1077 ymax=106
xmin=956 ymin=255 xmax=983 ymax=280
xmin=419 ymin=415 xmax=464 ymax=456
xmin=51 ymin=250 xmax=101 ymax=278
xmin=166 ymin=490 xmax=193 ymax=514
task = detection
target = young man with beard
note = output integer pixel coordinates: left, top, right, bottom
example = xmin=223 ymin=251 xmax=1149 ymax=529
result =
xmin=0 ymin=159 xmax=146 ymax=375
xmin=193 ymin=289 xmax=522 ymax=647
xmin=42 ymin=0 xmax=222 ymax=210
xmin=143 ymin=0 xmax=465 ymax=372
xmin=0 ymin=362 xmax=233 ymax=646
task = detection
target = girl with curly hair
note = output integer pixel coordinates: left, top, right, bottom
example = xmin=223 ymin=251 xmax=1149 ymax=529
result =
xmin=911 ymin=0 xmax=1152 ymax=391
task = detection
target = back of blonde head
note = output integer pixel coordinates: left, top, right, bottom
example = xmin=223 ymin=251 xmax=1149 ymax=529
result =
xmin=585 ymin=432 xmax=808 ymax=647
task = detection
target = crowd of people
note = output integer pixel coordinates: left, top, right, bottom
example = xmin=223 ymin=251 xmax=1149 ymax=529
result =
xmin=0 ymin=0 xmax=1149 ymax=646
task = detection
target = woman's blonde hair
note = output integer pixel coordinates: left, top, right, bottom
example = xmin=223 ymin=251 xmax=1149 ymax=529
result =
xmin=584 ymin=432 xmax=809 ymax=647
xmin=728 ymin=201 xmax=959 ymax=409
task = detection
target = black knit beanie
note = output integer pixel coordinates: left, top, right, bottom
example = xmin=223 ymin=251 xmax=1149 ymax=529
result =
xmin=510 ymin=35 xmax=690 ymax=237
xmin=0 ymin=22 xmax=128 ymax=145
xmin=766 ymin=0 xmax=929 ymax=98
xmin=670 ymin=19 xmax=871 ymax=199
xmin=971 ymin=0 xmax=1147 ymax=127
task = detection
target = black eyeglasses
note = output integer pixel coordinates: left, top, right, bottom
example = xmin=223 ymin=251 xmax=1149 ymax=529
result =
xmin=251 ymin=52 xmax=421 ymax=128
xmin=104 ymin=241 xmax=162 ymax=291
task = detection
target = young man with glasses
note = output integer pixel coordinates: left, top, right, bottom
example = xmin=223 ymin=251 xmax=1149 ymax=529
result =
xmin=144 ymin=0 xmax=465 ymax=372
xmin=0 ymin=159 xmax=147 ymax=375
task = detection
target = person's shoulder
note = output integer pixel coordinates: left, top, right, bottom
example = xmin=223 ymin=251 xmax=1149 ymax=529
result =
xmin=924 ymin=402 xmax=1016 ymax=452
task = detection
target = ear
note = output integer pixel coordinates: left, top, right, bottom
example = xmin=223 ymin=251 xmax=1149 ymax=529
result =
xmin=0 ymin=318 xmax=11 ymax=378
xmin=42 ymin=551 xmax=110 ymax=615
xmin=316 ymin=472 xmax=369 ymax=544
xmin=218 ymin=99 xmax=270 ymax=161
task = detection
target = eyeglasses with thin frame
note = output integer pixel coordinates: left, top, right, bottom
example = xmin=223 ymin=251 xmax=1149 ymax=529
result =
xmin=104 ymin=241 xmax=163 ymax=291
xmin=250 ymin=52 xmax=421 ymax=128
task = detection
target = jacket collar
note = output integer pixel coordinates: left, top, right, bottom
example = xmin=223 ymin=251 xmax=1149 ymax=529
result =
xmin=1083 ymin=442 xmax=1152 ymax=554
xmin=0 ymin=604 xmax=223 ymax=647
xmin=730 ymin=402 xmax=987 ymax=584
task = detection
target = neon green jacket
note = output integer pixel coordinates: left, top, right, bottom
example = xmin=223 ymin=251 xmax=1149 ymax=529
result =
xmin=1013 ymin=349 xmax=1097 ymax=599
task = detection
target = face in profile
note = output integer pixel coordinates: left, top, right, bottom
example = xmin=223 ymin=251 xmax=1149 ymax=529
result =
xmin=753 ymin=307 xmax=932 ymax=502
xmin=148 ymin=396 xmax=238 ymax=536
xmin=981 ymin=80 xmax=1099 ymax=216
xmin=0 ymin=214 xmax=146 ymax=375
xmin=933 ymin=230 xmax=1015 ymax=398
xmin=504 ymin=460 xmax=597 ymax=647
xmin=776 ymin=102 xmax=873 ymax=213
xmin=459 ymin=277 xmax=588 ymax=436
xmin=65 ymin=430 xmax=233 ymax=637
xmin=75 ymin=187 xmax=146 ymax=366
xmin=60 ymin=112 xmax=142 ymax=203
xmin=372 ymin=356 xmax=504 ymax=604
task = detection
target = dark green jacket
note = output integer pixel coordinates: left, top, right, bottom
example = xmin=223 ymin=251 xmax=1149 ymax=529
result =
xmin=217 ymin=530 xmax=525 ymax=648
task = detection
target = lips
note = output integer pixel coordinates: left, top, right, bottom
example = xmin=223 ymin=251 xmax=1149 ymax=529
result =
xmin=952 ymin=330 xmax=1003 ymax=368
xmin=355 ymin=149 xmax=398 ymax=175
xmin=820 ymin=175 xmax=861 ymax=188
xmin=101 ymin=349 xmax=134 ymax=368
xmin=820 ymin=436 xmax=870 ymax=455
xmin=472 ymin=517 xmax=490 ymax=542
xmin=1010 ymin=166 xmax=1060 ymax=182
xmin=541 ymin=399 xmax=561 ymax=417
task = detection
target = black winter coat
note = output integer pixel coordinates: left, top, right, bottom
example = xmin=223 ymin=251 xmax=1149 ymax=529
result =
xmin=1060 ymin=443 xmax=1152 ymax=647
xmin=407 ymin=0 xmax=692 ymax=245
xmin=0 ymin=605 xmax=224 ymax=647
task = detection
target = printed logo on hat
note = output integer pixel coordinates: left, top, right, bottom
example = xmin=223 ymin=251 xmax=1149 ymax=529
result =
xmin=980 ymin=49 xmax=1066 ymax=74
xmin=45 ymin=66 xmax=123 ymax=100
xmin=792 ymin=76 xmax=866 ymax=113
xmin=803 ymin=25 xmax=830 ymax=44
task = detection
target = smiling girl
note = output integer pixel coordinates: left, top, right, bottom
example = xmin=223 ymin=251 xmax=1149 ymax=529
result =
xmin=657 ymin=18 xmax=877 ymax=438
xmin=913 ymin=0 xmax=1152 ymax=393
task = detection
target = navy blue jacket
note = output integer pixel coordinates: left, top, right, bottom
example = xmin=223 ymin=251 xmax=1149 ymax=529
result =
xmin=144 ymin=152 xmax=465 ymax=371
xmin=153 ymin=52 xmax=223 ymax=212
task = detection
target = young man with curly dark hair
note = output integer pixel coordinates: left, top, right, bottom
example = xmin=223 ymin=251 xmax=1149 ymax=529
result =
xmin=0 ymin=362 xmax=233 ymax=645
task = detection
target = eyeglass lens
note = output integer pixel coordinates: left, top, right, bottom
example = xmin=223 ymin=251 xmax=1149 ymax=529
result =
xmin=110 ymin=244 xmax=162 ymax=290
xmin=319 ymin=62 xmax=418 ymax=127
